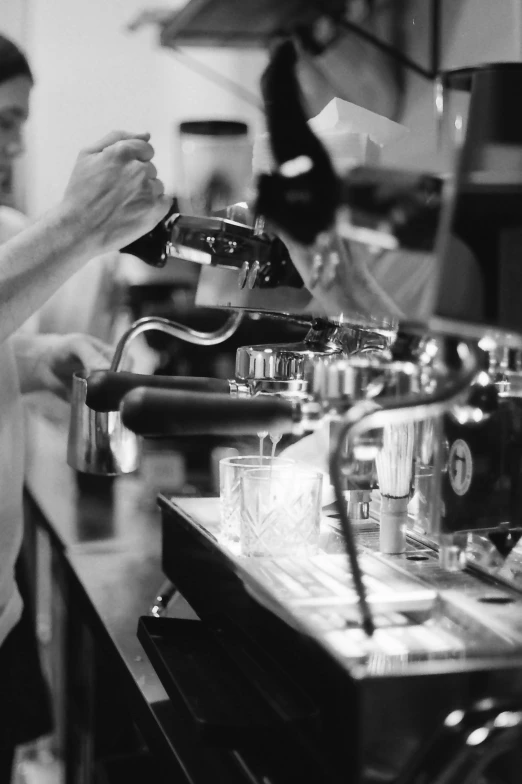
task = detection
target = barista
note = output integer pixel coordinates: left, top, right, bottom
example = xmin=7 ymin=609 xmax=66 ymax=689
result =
xmin=0 ymin=34 xmax=169 ymax=779
xmin=0 ymin=36 xmax=116 ymax=389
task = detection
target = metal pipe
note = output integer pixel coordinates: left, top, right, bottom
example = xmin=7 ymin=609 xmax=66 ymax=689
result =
xmin=110 ymin=312 xmax=243 ymax=372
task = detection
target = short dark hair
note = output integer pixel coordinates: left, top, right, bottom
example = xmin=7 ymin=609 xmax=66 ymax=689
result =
xmin=0 ymin=34 xmax=33 ymax=86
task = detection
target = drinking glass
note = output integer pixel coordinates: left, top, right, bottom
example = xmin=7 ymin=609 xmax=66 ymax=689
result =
xmin=219 ymin=455 xmax=293 ymax=545
xmin=240 ymin=466 xmax=323 ymax=557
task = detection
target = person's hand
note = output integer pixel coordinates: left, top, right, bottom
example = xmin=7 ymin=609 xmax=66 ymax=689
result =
xmin=12 ymin=333 xmax=114 ymax=400
xmin=59 ymin=130 xmax=171 ymax=254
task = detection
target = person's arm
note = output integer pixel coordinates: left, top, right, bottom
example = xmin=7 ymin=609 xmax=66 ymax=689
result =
xmin=0 ymin=130 xmax=169 ymax=343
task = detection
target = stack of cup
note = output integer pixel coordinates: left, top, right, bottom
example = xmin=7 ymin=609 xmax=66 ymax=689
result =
xmin=219 ymin=455 xmax=323 ymax=557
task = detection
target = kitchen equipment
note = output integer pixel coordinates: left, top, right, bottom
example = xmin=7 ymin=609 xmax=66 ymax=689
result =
xmin=258 ymin=56 xmax=522 ymax=578
xmin=67 ymin=369 xmax=142 ymax=476
xmin=120 ymin=335 xmax=478 ymax=639
xmin=67 ymin=312 xmax=242 ymax=475
xmin=121 ymin=9 xmax=522 ymax=784
xmin=400 ymin=62 xmax=522 ymax=573
xmin=152 ymin=492 xmax=522 ymax=784
xmin=114 ymin=48 xmax=522 ymax=588
xmin=116 ymin=47 xmax=522 ymax=607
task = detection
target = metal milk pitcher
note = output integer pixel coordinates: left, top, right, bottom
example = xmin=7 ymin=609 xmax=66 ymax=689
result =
xmin=67 ymin=370 xmax=141 ymax=476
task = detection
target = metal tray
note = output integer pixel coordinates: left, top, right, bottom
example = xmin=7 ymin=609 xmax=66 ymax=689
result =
xmin=157 ymin=494 xmax=522 ymax=782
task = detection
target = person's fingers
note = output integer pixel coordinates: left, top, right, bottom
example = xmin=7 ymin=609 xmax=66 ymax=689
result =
xmin=144 ymin=161 xmax=158 ymax=180
xmin=150 ymin=194 xmax=172 ymax=222
xmin=82 ymin=337 xmax=116 ymax=366
xmin=150 ymin=178 xmax=165 ymax=199
xmin=39 ymin=364 xmax=69 ymax=401
xmin=81 ymin=131 xmax=151 ymax=155
xmin=68 ymin=335 xmax=113 ymax=370
xmin=79 ymin=349 xmax=112 ymax=371
xmin=109 ymin=139 xmax=155 ymax=163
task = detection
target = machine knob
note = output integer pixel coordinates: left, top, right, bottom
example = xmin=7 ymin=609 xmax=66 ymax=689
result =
xmin=247 ymin=260 xmax=260 ymax=289
xmin=237 ymin=261 xmax=249 ymax=289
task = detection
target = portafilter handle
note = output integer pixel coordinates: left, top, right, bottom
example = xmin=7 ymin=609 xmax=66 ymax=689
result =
xmin=120 ymin=202 xmax=303 ymax=289
xmin=120 ymin=388 xmax=303 ymax=437
xmin=67 ymin=370 xmax=142 ymax=476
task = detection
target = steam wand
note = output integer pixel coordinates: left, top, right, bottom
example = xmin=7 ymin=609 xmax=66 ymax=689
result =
xmin=329 ymin=337 xmax=480 ymax=638
xmin=109 ymin=312 xmax=243 ymax=372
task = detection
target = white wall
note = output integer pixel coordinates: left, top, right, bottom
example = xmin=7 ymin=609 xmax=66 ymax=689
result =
xmin=1 ymin=0 xmax=28 ymax=48
xmin=24 ymin=0 xmax=266 ymax=217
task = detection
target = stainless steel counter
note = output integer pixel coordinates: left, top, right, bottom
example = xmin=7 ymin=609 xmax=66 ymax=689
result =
xmin=25 ymin=410 xmax=173 ymax=700
xmin=24 ymin=406 xmax=246 ymax=783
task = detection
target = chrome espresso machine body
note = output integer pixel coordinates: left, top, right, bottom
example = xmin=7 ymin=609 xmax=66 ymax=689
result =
xmin=70 ymin=5 xmax=522 ymax=781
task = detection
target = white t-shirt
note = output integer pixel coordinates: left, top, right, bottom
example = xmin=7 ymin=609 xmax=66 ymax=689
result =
xmin=0 ymin=337 xmax=24 ymax=646
xmin=0 ymin=206 xmax=29 ymax=645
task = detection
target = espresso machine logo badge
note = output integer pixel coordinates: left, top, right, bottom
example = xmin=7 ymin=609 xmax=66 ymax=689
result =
xmin=448 ymin=439 xmax=473 ymax=496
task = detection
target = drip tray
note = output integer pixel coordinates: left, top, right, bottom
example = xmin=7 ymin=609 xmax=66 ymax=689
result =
xmin=137 ymin=617 xmax=319 ymax=746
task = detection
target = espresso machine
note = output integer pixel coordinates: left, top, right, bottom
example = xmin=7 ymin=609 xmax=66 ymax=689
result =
xmin=68 ymin=3 xmax=522 ymax=780
xmin=68 ymin=43 xmax=401 ymax=477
